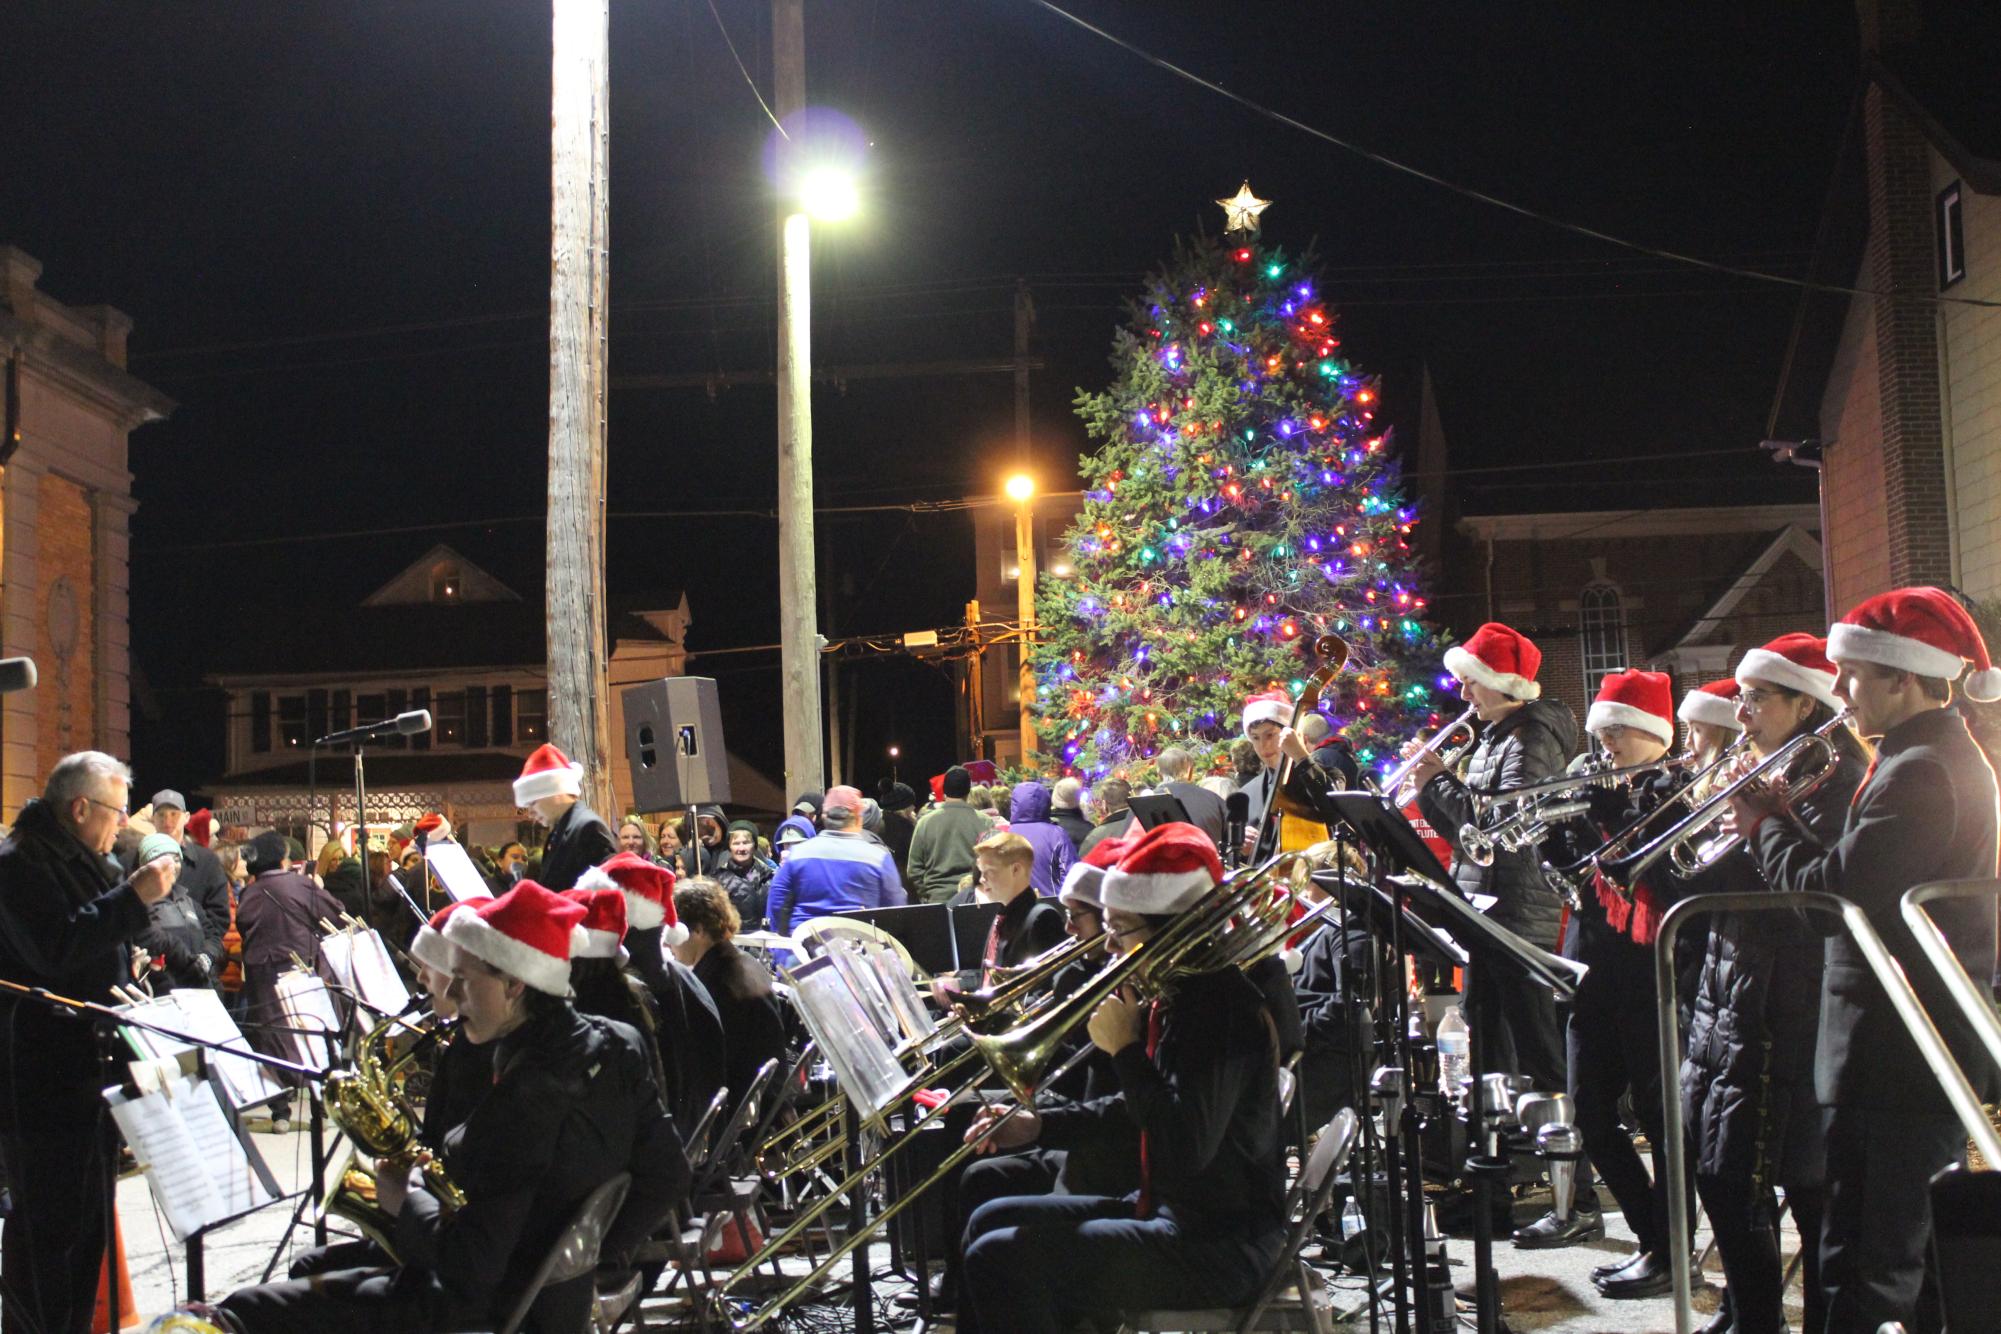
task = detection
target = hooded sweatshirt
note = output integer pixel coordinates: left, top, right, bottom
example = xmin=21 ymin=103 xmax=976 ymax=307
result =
xmin=1007 ymin=781 xmax=1077 ymax=897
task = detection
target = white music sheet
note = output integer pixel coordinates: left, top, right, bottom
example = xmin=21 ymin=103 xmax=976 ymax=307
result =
xmin=104 ymin=1076 xmax=277 ymax=1241
xmin=424 ymin=840 xmax=494 ymax=903
xmin=118 ymin=989 xmax=286 ymax=1111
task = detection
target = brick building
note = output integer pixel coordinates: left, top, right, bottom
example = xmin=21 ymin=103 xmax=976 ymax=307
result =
xmin=0 ymin=247 xmax=173 ymax=817
xmin=1815 ymin=1 xmax=2001 ymax=609
xmin=1445 ymin=504 xmax=1826 ymax=737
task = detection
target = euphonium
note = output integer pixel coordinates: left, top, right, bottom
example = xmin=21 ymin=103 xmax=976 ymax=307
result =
xmin=323 ymin=1012 xmax=465 ymax=1260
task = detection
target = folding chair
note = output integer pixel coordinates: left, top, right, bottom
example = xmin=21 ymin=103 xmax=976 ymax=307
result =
xmin=477 ymin=1172 xmax=631 ymax=1334
xmin=1123 ymin=1108 xmax=1360 ymax=1334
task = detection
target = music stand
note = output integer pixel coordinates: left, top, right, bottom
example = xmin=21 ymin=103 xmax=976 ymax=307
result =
xmin=947 ymin=901 xmax=1002 ymax=974
xmin=835 ymin=903 xmax=957 ymax=976
xmin=1126 ymin=793 xmax=1194 ymax=830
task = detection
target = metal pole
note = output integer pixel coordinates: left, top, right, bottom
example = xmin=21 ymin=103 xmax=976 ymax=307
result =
xmin=774 ymin=0 xmax=825 ymax=801
xmin=1015 ymin=496 xmax=1037 ymax=763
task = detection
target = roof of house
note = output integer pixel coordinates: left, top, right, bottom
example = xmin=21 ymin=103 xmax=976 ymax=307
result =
xmin=1871 ymin=6 xmax=2001 ymax=193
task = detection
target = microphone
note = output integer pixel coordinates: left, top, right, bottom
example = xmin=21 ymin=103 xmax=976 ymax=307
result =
xmin=1224 ymin=791 xmax=1249 ymax=864
xmin=316 ymin=709 xmax=432 ymax=747
xmin=0 ymin=658 xmax=36 ymax=694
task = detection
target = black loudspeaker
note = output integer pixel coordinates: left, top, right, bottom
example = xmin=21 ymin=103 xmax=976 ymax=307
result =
xmin=623 ymin=677 xmax=732 ymax=811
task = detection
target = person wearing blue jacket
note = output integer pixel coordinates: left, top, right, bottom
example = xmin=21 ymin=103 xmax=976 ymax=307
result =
xmin=764 ymin=786 xmax=906 ymax=933
xmin=1005 ymin=781 xmax=1076 ymax=897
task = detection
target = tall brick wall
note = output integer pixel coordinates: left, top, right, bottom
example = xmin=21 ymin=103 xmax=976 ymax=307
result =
xmin=1821 ymin=274 xmax=1893 ymax=610
xmin=1861 ymin=83 xmax=1954 ymax=588
xmin=1937 ymin=157 xmax=2001 ymax=601
xmin=34 ymin=473 xmax=95 ymax=772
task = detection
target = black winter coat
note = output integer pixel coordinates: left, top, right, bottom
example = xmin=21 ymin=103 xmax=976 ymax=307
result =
xmin=137 ymin=880 xmax=214 ymax=991
xmin=626 ymin=926 xmax=728 ymax=1125
xmin=1751 ymin=706 xmax=2000 ymax=1113
xmin=536 ymin=801 xmax=618 ymax=892
xmin=175 ymin=839 xmax=231 ymax=962
xmin=396 ymin=1004 xmax=687 ymax=1331
xmin=693 ymin=944 xmax=789 ymax=1110
xmin=712 ymin=857 xmax=775 ymax=930
xmin=1416 ymin=697 xmax=1579 ymax=947
xmin=1680 ymin=743 xmax=1865 ymax=1184
xmin=0 ymin=799 xmax=151 ymax=1131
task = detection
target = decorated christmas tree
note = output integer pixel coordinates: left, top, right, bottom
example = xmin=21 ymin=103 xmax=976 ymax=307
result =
xmin=1029 ymin=189 xmax=1449 ymax=781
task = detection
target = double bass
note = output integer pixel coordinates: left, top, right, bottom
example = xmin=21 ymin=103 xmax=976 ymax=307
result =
xmin=1248 ymin=634 xmax=1351 ymax=864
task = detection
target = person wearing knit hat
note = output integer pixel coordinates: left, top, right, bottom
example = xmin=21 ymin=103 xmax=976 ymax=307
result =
xmin=236 ymin=830 xmax=347 ymax=1132
xmin=221 ymin=875 xmax=689 ymax=1334
xmin=409 ymin=902 xmax=467 ymax=999
xmin=1547 ymin=666 xmax=1691 ymax=1292
xmin=1677 ymin=639 xmax=1870 ymax=1333
xmin=1408 ymin=628 xmax=1579 ymax=1221
xmin=1724 ymin=589 xmax=2000 ymax=1332
xmin=513 ymin=743 xmax=616 ymax=891
xmin=958 ymin=818 xmax=1287 ymax=1333
xmin=130 ymin=831 xmax=214 ymax=994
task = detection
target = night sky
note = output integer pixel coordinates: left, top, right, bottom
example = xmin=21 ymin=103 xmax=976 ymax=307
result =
xmin=4 ymin=1 xmax=1873 ymax=801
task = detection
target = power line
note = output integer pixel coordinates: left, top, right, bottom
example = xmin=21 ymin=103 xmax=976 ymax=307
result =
xmin=1021 ymin=0 xmax=2001 ymax=311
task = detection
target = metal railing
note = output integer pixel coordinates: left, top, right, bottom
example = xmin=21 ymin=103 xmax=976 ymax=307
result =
xmin=1653 ymin=890 xmax=2001 ymax=1334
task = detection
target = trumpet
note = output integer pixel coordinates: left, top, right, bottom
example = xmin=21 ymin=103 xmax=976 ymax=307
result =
xmin=1599 ymin=711 xmax=1854 ymax=886
xmin=1468 ymin=755 xmax=1681 ymax=821
xmin=1381 ymin=704 xmax=1480 ymax=795
xmin=1460 ymin=797 xmax=1593 ymax=867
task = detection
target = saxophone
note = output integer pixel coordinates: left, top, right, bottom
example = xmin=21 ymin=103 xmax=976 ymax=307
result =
xmin=322 ymin=1011 xmax=467 ymax=1261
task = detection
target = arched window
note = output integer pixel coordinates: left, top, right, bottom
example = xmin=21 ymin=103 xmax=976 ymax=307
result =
xmin=1579 ymin=582 xmax=1628 ymax=696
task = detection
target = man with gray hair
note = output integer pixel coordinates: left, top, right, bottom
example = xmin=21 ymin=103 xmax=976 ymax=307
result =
xmin=0 ymin=751 xmax=176 ymax=1334
xmin=1048 ymin=776 xmax=1093 ymax=852
xmin=1154 ymin=747 xmax=1230 ymax=853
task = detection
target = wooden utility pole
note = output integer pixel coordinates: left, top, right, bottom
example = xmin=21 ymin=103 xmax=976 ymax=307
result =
xmin=774 ymin=0 xmax=826 ymax=801
xmin=545 ymin=0 xmax=615 ymax=816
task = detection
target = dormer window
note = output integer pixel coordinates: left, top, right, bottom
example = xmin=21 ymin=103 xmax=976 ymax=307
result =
xmin=431 ymin=561 xmax=462 ymax=603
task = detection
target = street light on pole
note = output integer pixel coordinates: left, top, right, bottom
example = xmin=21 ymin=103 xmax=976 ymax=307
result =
xmin=769 ymin=0 xmax=864 ymax=801
xmin=1006 ymin=472 xmax=1038 ymax=765
xmin=888 ymin=744 xmax=900 ymax=783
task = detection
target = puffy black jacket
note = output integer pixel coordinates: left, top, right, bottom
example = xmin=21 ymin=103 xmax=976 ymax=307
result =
xmin=1680 ymin=743 xmax=1865 ymax=1183
xmin=712 ymin=857 xmax=774 ymax=929
xmin=1416 ymin=697 xmax=1578 ymax=947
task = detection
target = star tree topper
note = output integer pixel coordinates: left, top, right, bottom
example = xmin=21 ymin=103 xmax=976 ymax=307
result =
xmin=1216 ymin=181 xmax=1272 ymax=234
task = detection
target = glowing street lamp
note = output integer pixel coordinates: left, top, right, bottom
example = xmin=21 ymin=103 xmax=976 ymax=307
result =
xmin=1006 ymin=473 xmax=1038 ymax=761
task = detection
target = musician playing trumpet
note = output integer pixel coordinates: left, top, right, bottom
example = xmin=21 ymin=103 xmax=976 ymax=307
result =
xmin=1680 ymin=637 xmax=1865 ymax=1334
xmin=1725 ymin=589 xmax=2000 ymax=1334
xmin=1406 ymin=624 xmax=1574 ymax=1114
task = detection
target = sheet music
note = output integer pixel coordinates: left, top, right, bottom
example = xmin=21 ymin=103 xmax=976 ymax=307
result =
xmin=117 ymin=990 xmax=284 ymax=1111
xmin=347 ymin=928 xmax=411 ymax=1014
xmin=424 ymin=840 xmax=494 ymax=903
xmin=273 ymin=971 xmax=344 ymax=1068
xmin=105 ymin=1076 xmax=277 ymax=1241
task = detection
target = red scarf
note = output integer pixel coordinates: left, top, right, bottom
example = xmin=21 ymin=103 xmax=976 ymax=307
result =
xmin=1594 ymin=868 xmax=1666 ymax=947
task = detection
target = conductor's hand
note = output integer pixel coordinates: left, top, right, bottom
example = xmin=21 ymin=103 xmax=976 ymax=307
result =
xmin=966 ymin=1102 xmax=1040 ymax=1154
xmin=130 ymin=856 xmax=177 ymax=906
xmin=373 ymin=1160 xmax=421 ymax=1218
xmin=1088 ymin=993 xmax=1143 ymax=1055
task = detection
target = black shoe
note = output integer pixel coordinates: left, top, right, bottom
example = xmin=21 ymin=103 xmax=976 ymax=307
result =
xmin=1512 ymin=1207 xmax=1605 ymax=1249
xmin=1590 ymin=1249 xmax=1648 ymax=1282
xmin=1697 ymin=1310 xmax=1732 ymax=1334
xmin=893 ymin=1274 xmax=955 ymax=1314
xmin=1595 ymin=1251 xmax=1672 ymax=1299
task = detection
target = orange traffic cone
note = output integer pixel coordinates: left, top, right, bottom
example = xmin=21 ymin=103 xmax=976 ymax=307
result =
xmin=93 ymin=1210 xmax=138 ymax=1332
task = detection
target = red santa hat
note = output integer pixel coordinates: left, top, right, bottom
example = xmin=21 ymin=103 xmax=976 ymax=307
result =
xmin=1058 ymin=834 xmax=1129 ymax=913
xmin=513 ymin=743 xmax=585 ymax=807
xmin=442 ymin=879 xmax=587 ymax=996
xmin=1586 ymin=668 xmax=1676 ymax=746
xmin=1242 ymin=689 xmax=1293 ymax=734
xmin=413 ymin=811 xmax=453 ymax=842
xmin=1735 ymin=632 xmax=1842 ymax=710
xmin=1676 ymin=679 xmax=1744 ymax=733
xmin=562 ymin=887 xmax=629 ymax=960
xmin=574 ymin=850 xmax=686 ymax=946
xmin=187 ymin=809 xmax=215 ymax=848
xmin=1827 ymin=586 xmax=2001 ymax=702
xmin=1443 ymin=623 xmax=1543 ymax=701
xmin=409 ymin=901 xmax=469 ymax=975
xmin=1102 ymin=822 xmax=1223 ymax=916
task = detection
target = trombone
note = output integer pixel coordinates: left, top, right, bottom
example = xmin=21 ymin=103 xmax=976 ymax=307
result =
xmin=1598 ymin=711 xmax=1854 ymax=887
xmin=709 ymin=851 xmax=1318 ymax=1332
xmin=1536 ymin=734 xmax=1754 ymax=883
xmin=1466 ymin=754 xmax=1682 ymax=821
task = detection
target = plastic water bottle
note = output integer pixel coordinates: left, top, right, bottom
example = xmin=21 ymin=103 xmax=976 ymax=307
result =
xmin=1340 ymin=1196 xmax=1366 ymax=1241
xmin=1436 ymin=1005 xmax=1470 ymax=1097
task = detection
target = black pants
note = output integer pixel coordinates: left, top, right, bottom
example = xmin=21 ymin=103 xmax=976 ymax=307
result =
xmin=1566 ymin=971 xmax=1681 ymax=1257
xmin=1696 ymin=1169 xmax=1825 ymax=1334
xmin=220 ymin=1265 xmax=472 ymax=1334
xmin=0 ymin=1118 xmax=114 ymax=1334
xmin=941 ymin=1149 xmax=1067 ymax=1302
xmin=1464 ymin=957 xmax=1565 ymax=1094
xmin=1820 ymin=1104 xmax=1961 ymax=1334
xmin=961 ymin=1194 xmax=1281 ymax=1334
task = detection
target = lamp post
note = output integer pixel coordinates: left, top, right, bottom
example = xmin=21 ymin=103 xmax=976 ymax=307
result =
xmin=1006 ymin=472 xmax=1038 ymax=764
xmin=771 ymin=0 xmax=861 ymax=801
xmin=888 ymin=744 xmax=900 ymax=784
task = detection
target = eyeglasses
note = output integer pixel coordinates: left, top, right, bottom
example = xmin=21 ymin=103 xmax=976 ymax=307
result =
xmin=1738 ymin=687 xmax=1797 ymax=709
xmin=82 ymin=797 xmax=130 ymax=819
xmin=1064 ymin=906 xmax=1100 ymax=924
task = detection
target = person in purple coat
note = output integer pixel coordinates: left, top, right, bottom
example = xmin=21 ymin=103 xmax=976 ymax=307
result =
xmin=1005 ymin=781 xmax=1076 ymax=897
